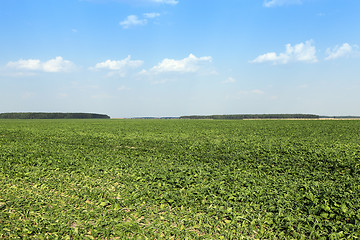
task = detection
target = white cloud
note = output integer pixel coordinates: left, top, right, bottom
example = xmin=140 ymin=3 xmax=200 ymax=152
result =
xmin=325 ymin=43 xmax=356 ymax=60
xmin=151 ymin=0 xmax=178 ymax=5
xmin=147 ymin=53 xmax=212 ymax=74
xmin=6 ymin=56 xmax=75 ymax=72
xmin=251 ymin=40 xmax=318 ymax=64
xmin=94 ymin=56 xmax=143 ymax=70
xmin=92 ymin=55 xmax=143 ymax=77
xmin=251 ymin=89 xmax=265 ymax=95
xmin=222 ymin=77 xmax=236 ymax=83
xmin=144 ymin=12 xmax=160 ymax=18
xmin=0 ymin=71 xmax=37 ymax=77
xmin=263 ymin=0 xmax=302 ymax=7
xmin=43 ymin=57 xmax=75 ymax=72
xmin=7 ymin=59 xmax=41 ymax=71
xmin=139 ymin=54 xmax=213 ymax=84
xmin=120 ymin=13 xmax=161 ymax=29
xmin=117 ymin=85 xmax=130 ymax=91
xmin=120 ymin=15 xmax=147 ymax=29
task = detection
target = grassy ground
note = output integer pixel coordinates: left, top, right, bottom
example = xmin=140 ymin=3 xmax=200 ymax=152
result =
xmin=1 ymin=119 xmax=360 ymax=239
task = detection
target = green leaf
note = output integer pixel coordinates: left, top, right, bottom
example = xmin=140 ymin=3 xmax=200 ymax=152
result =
xmin=341 ymin=203 xmax=348 ymax=213
xmin=320 ymin=212 xmax=328 ymax=219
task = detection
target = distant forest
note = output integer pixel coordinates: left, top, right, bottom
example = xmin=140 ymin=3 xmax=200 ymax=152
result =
xmin=0 ymin=112 xmax=110 ymax=119
xmin=180 ymin=114 xmax=320 ymax=120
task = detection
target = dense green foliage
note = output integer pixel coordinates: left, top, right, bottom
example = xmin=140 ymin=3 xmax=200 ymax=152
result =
xmin=0 ymin=112 xmax=110 ymax=119
xmin=1 ymin=119 xmax=359 ymax=239
xmin=180 ymin=114 xmax=319 ymax=119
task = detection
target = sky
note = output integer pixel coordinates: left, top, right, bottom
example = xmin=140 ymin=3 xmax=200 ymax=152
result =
xmin=1 ymin=0 xmax=360 ymax=118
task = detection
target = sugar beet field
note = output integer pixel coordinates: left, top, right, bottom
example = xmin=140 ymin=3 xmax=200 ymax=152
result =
xmin=1 ymin=119 xmax=360 ymax=239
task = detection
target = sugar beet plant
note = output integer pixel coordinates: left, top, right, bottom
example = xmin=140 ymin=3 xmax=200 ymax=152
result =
xmin=1 ymin=119 xmax=360 ymax=239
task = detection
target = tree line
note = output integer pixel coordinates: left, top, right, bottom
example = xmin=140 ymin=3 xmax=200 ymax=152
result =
xmin=180 ymin=114 xmax=320 ymax=120
xmin=0 ymin=112 xmax=110 ymax=119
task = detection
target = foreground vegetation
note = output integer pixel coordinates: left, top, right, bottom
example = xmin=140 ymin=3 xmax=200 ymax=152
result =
xmin=1 ymin=119 xmax=359 ymax=239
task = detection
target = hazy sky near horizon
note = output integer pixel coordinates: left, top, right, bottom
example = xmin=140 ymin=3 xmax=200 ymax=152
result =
xmin=1 ymin=0 xmax=360 ymax=117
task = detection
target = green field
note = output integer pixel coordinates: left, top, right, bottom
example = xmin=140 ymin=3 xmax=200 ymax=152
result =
xmin=1 ymin=119 xmax=360 ymax=239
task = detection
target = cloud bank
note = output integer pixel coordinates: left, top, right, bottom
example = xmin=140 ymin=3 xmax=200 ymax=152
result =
xmin=147 ymin=53 xmax=212 ymax=74
xmin=94 ymin=56 xmax=143 ymax=70
xmin=251 ymin=40 xmax=317 ymax=64
xmin=92 ymin=55 xmax=143 ymax=77
xmin=325 ymin=43 xmax=356 ymax=60
xmin=6 ymin=56 xmax=75 ymax=72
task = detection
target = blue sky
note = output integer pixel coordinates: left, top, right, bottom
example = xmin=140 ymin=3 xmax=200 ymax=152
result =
xmin=1 ymin=0 xmax=359 ymax=117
